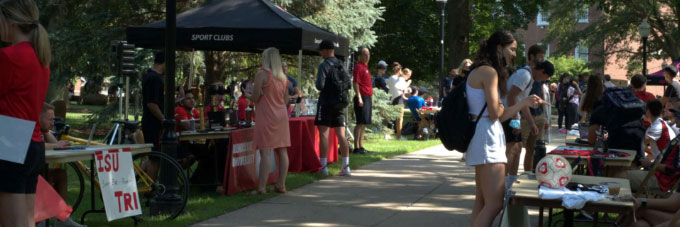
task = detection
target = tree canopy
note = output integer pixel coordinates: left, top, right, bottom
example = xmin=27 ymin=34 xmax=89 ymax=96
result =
xmin=545 ymin=0 xmax=680 ymax=74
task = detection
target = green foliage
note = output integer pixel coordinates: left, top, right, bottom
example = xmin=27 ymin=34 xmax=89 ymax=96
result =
xmin=545 ymin=0 xmax=680 ymax=73
xmin=274 ymin=0 xmax=385 ymax=51
xmin=346 ymin=88 xmax=403 ymax=135
xmin=547 ymin=55 xmax=591 ymax=82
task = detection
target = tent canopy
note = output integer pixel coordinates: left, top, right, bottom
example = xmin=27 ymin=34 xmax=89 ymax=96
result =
xmin=126 ymin=0 xmax=350 ymax=57
xmin=647 ymin=57 xmax=680 ymax=86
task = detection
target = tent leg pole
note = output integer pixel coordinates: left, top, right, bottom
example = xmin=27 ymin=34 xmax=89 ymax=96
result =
xmin=298 ymin=50 xmax=302 ymax=117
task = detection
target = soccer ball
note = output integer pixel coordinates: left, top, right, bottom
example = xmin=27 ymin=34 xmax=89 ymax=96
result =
xmin=535 ymin=155 xmax=572 ymax=189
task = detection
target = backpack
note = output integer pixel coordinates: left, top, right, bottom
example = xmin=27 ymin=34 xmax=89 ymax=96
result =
xmin=435 ymin=77 xmax=487 ymax=152
xmin=598 ymin=87 xmax=645 ymax=124
xmin=558 ymin=83 xmax=572 ymax=111
xmin=320 ymin=60 xmax=352 ymax=109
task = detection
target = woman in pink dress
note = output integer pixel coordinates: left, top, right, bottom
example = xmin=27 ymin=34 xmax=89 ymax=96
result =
xmin=247 ymin=47 xmax=291 ymax=194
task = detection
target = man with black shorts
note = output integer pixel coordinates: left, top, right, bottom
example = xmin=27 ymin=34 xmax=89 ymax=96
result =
xmin=141 ymin=51 xmax=165 ymax=178
xmin=353 ymin=47 xmax=372 ymax=154
xmin=315 ymin=40 xmax=351 ymax=176
xmin=503 ymin=44 xmax=545 ymax=176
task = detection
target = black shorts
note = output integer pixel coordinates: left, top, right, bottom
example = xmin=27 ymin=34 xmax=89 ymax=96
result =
xmin=353 ymin=95 xmax=372 ymax=125
xmin=315 ymin=104 xmax=345 ymax=128
xmin=142 ymin=119 xmax=161 ymax=151
xmin=0 ymin=141 xmax=45 ymax=194
xmin=502 ymin=119 xmax=523 ymax=143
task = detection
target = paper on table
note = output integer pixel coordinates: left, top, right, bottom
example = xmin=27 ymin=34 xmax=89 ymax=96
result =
xmin=0 ymin=115 xmax=36 ymax=164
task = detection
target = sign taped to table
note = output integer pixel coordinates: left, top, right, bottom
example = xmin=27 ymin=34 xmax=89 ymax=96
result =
xmin=223 ymin=128 xmax=278 ymax=195
xmin=95 ymin=148 xmax=142 ymax=221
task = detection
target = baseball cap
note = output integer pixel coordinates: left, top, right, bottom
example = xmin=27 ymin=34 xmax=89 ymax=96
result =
xmin=318 ymin=39 xmax=335 ymax=51
xmin=664 ymin=64 xmax=678 ymax=76
xmin=377 ymin=60 xmax=387 ymax=69
xmin=537 ymin=60 xmax=555 ymax=77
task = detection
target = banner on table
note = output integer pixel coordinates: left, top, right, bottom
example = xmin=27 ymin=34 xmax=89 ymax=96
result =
xmin=95 ymin=148 xmax=142 ymax=221
xmin=223 ymin=128 xmax=278 ymax=195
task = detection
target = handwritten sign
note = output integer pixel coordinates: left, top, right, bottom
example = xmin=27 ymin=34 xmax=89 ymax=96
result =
xmin=95 ymin=148 xmax=141 ymax=221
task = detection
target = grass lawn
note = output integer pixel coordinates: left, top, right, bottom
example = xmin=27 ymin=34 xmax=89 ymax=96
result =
xmin=55 ymin=135 xmax=442 ymax=227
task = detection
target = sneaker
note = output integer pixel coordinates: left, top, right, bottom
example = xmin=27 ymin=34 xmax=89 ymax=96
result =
xmin=356 ymin=147 xmax=368 ymax=154
xmin=338 ymin=166 xmax=351 ymax=176
xmin=352 ymin=148 xmax=359 ymax=154
xmin=559 ymin=129 xmax=567 ymax=134
xmin=320 ymin=166 xmax=329 ymax=176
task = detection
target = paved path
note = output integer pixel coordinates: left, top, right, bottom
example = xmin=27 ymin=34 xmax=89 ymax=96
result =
xmin=193 ymin=125 xmax=567 ymax=227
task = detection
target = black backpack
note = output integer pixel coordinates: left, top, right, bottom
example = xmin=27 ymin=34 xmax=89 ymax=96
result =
xmin=321 ymin=60 xmax=352 ymax=109
xmin=436 ymin=78 xmax=487 ymax=152
xmin=558 ymin=83 xmax=572 ymax=110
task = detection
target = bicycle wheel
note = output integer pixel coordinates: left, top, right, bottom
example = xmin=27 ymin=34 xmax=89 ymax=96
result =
xmin=65 ymin=162 xmax=85 ymax=213
xmin=132 ymin=151 xmax=189 ymax=220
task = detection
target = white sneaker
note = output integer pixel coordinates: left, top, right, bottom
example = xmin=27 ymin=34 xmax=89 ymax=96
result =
xmin=338 ymin=166 xmax=351 ymax=176
xmin=320 ymin=166 xmax=329 ymax=176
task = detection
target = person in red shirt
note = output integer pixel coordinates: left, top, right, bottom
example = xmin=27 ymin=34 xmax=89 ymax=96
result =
xmin=632 ymin=74 xmax=656 ymax=103
xmin=174 ymin=93 xmax=200 ymax=132
xmin=0 ymin=1 xmax=52 ymax=226
xmin=352 ymin=47 xmax=373 ymax=155
xmin=237 ymin=80 xmax=253 ymax=122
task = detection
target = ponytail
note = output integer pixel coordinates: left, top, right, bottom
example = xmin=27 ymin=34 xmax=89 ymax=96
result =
xmin=0 ymin=0 xmax=51 ymax=67
xmin=32 ymin=23 xmax=50 ymax=67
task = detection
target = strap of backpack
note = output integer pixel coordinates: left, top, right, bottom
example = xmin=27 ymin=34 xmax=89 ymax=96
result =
xmin=475 ymin=103 xmax=488 ymax=124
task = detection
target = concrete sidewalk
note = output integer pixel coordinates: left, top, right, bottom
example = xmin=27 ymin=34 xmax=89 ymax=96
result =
xmin=193 ymin=126 xmax=567 ymax=227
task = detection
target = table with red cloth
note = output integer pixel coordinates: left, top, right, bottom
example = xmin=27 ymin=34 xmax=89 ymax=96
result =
xmin=288 ymin=117 xmax=338 ymax=173
xmin=549 ymin=146 xmax=635 ymax=167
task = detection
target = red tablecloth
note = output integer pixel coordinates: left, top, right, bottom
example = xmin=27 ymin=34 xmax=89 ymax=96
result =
xmin=288 ymin=117 xmax=338 ymax=173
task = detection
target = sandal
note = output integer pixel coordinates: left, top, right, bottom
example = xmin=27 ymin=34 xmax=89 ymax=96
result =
xmin=248 ymin=189 xmax=266 ymax=195
xmin=273 ymin=184 xmax=286 ymax=194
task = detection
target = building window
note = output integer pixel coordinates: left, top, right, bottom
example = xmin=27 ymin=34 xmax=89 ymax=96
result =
xmin=537 ymin=9 xmax=549 ymax=26
xmin=575 ymin=42 xmax=588 ymax=62
xmin=576 ymin=6 xmax=589 ymax=23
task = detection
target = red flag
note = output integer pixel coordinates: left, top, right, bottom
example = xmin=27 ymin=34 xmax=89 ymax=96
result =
xmin=34 ymin=175 xmax=72 ymax=222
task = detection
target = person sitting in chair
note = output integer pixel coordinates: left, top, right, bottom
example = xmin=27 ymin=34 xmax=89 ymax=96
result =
xmin=406 ymin=86 xmax=429 ymax=139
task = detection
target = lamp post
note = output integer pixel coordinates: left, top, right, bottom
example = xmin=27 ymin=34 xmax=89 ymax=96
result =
xmin=436 ymin=0 xmax=448 ymax=95
xmin=639 ymin=19 xmax=651 ymax=76
xmin=150 ymin=0 xmax=183 ymax=216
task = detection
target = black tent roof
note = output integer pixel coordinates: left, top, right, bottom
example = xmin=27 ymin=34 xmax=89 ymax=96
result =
xmin=126 ymin=0 xmax=349 ymax=57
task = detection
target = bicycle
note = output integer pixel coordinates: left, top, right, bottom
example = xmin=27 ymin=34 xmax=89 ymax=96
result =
xmin=52 ymin=119 xmax=189 ymax=221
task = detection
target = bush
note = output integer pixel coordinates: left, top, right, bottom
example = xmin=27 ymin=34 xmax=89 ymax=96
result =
xmin=346 ymin=88 xmax=402 ymax=136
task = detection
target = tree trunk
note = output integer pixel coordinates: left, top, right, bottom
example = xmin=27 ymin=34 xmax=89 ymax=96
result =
xmin=204 ymin=51 xmax=229 ymax=85
xmin=447 ymin=0 xmax=471 ymax=72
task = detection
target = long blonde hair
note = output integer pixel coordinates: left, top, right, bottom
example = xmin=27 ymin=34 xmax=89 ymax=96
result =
xmin=262 ymin=47 xmax=286 ymax=81
xmin=456 ymin=59 xmax=473 ymax=76
xmin=0 ymin=0 xmax=51 ymax=67
xmin=402 ymin=68 xmax=412 ymax=77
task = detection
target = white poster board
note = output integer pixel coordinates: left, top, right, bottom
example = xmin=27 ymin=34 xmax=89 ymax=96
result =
xmin=95 ymin=148 xmax=142 ymax=221
xmin=0 ymin=115 xmax=35 ymax=164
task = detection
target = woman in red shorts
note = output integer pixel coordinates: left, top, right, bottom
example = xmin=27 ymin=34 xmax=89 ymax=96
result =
xmin=0 ymin=0 xmax=51 ymax=226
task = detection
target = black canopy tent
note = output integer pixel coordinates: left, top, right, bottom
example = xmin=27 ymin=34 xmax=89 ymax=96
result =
xmin=126 ymin=0 xmax=350 ymax=58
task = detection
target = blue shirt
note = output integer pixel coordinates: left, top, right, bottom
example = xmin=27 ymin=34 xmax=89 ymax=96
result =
xmin=286 ymin=74 xmax=298 ymax=96
xmin=407 ymin=95 xmax=426 ymax=121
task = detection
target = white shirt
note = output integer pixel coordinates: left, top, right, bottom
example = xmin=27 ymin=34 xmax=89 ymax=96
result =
xmin=502 ymin=66 xmax=533 ymax=119
xmin=646 ymin=117 xmax=677 ymax=158
xmin=604 ymin=81 xmax=616 ymax=88
xmin=386 ymin=75 xmax=407 ymax=99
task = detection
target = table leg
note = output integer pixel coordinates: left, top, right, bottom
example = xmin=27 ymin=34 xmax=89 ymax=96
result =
xmin=548 ymin=208 xmax=553 ymax=227
xmin=593 ymin=211 xmax=598 ymax=227
xmin=564 ymin=210 xmax=574 ymax=227
xmin=539 ymin=207 xmax=544 ymax=227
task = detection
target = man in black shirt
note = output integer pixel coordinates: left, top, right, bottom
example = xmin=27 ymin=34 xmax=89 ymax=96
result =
xmin=142 ymin=51 xmax=165 ymax=151
xmin=589 ymin=96 xmax=645 ymax=165
xmin=315 ymin=40 xmax=351 ymax=176
xmin=373 ymin=60 xmax=389 ymax=93
xmin=141 ymin=52 xmax=165 ymax=178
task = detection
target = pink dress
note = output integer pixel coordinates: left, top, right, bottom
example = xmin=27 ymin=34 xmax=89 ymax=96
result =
xmin=254 ymin=68 xmax=291 ymax=150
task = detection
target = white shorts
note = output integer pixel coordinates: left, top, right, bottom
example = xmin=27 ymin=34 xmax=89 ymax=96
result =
xmin=466 ymin=118 xmax=507 ymax=166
